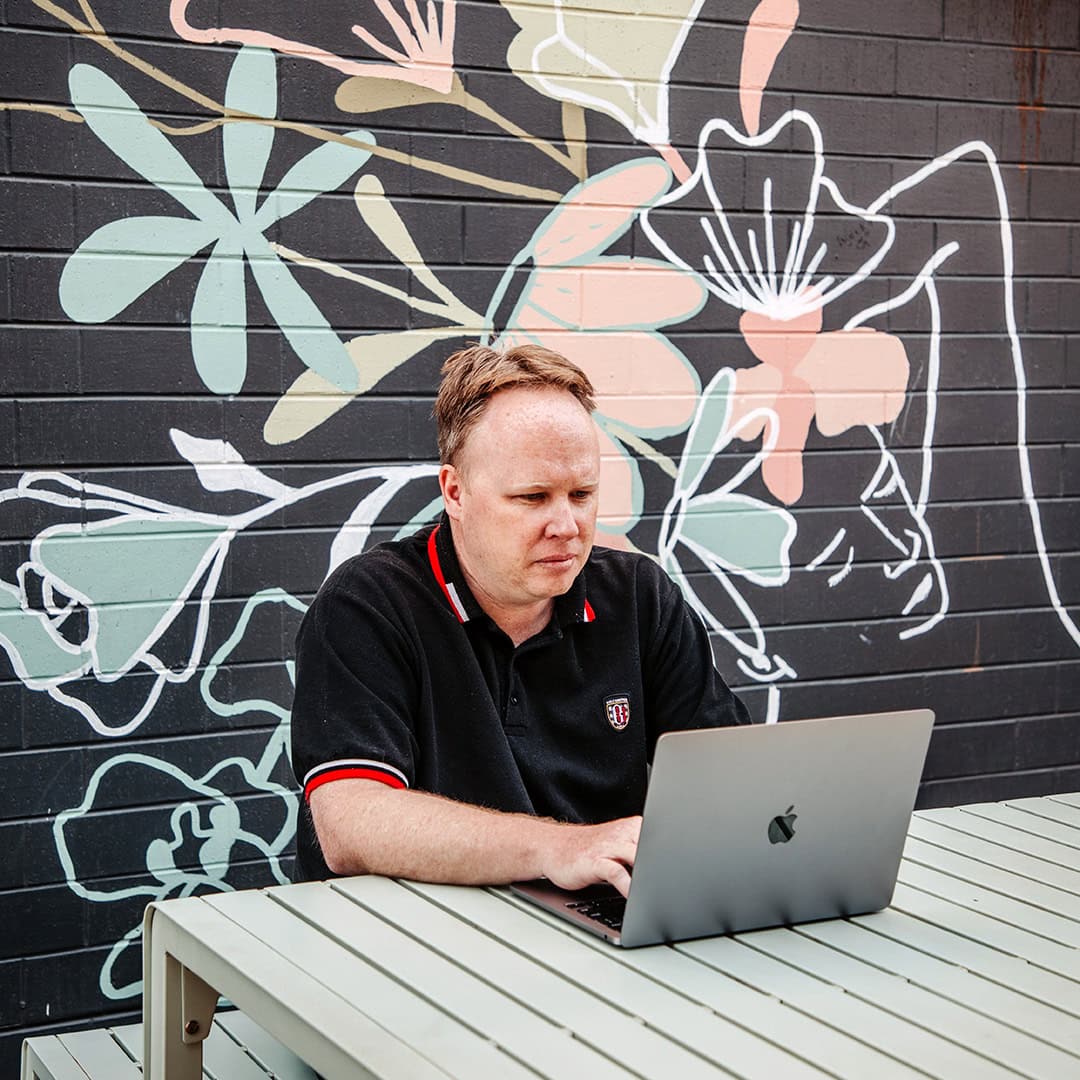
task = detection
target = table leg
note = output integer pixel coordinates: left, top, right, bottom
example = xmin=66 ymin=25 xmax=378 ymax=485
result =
xmin=143 ymin=907 xmax=218 ymax=1079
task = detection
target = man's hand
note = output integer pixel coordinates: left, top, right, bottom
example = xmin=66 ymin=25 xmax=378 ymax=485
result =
xmin=540 ymin=816 xmax=641 ymax=897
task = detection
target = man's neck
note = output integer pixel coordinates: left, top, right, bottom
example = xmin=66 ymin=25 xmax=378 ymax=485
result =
xmin=460 ymin=567 xmax=554 ymax=647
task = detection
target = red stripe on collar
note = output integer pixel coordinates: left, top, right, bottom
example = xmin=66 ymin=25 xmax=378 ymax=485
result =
xmin=583 ymin=598 xmax=596 ymax=622
xmin=427 ymin=525 xmax=467 ymax=623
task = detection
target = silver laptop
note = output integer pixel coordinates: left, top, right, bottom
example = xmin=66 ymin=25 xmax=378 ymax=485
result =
xmin=512 ymin=709 xmax=934 ymax=947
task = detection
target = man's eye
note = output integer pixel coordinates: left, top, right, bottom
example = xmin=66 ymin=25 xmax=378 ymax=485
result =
xmin=519 ymin=493 xmax=545 ymax=502
xmin=572 ymin=490 xmax=595 ymax=501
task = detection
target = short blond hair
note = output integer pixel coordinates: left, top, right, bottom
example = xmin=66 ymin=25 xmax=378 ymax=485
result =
xmin=434 ymin=344 xmax=596 ymax=466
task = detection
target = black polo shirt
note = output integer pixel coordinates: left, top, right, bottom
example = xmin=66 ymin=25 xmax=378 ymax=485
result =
xmin=291 ymin=517 xmax=750 ymax=880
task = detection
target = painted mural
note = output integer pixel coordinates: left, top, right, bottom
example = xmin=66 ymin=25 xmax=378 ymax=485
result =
xmin=2 ymin=0 xmax=1078 ymax=1052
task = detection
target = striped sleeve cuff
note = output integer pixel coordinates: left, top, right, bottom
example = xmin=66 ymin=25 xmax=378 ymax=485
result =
xmin=302 ymin=759 xmax=409 ymax=800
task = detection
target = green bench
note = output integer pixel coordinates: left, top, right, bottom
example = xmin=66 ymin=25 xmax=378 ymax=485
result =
xmin=21 ymin=1012 xmax=318 ymax=1080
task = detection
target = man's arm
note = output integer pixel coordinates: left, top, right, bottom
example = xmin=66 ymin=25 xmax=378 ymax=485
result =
xmin=309 ymin=779 xmax=640 ymax=896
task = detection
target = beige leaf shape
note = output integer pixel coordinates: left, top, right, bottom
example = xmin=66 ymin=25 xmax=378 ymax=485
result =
xmin=264 ymin=330 xmax=447 ymax=444
xmin=499 ymin=0 xmax=704 ymax=145
xmin=354 ymin=175 xmax=458 ymax=308
xmin=335 ymin=73 xmax=466 ymax=114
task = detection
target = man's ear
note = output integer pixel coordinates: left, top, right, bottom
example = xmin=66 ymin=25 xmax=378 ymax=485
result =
xmin=439 ymin=463 xmax=464 ymax=521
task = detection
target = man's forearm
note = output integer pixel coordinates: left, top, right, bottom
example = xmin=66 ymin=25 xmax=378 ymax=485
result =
xmin=308 ymin=778 xmax=639 ymax=894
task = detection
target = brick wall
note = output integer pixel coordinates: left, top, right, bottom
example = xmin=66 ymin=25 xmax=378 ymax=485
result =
xmin=2 ymin=0 xmax=1078 ymax=1063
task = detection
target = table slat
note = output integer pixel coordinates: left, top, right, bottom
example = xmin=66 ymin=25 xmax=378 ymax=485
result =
xmin=793 ymin=919 xmax=1080 ymax=1066
xmin=917 ymin=807 xmax=1080 ymax=867
xmin=958 ymin=805 xmax=1080 ymax=852
xmin=1007 ymin=798 xmax=1080 ymax=831
xmin=902 ymin=836 xmax=1080 ymax=920
xmin=491 ymin=888 xmax=926 ymax=1080
xmin=678 ymin=932 xmax=1020 ymax=1079
xmin=56 ymin=1030 xmax=141 ymax=1080
xmin=849 ymin=907 xmax=1080 ymax=1017
xmin=204 ymin=889 xmax=537 ymax=1080
xmin=404 ymin=880 xmax=833 ymax=1080
xmin=907 ymin=817 xmax=1080 ymax=895
xmin=898 ymin=862 xmax=1080 ymax=947
xmin=890 ymin=883 xmax=1080 ymax=979
xmin=272 ymin=882 xmax=640 ymax=1080
xmin=329 ymin=877 xmax=726 ymax=1080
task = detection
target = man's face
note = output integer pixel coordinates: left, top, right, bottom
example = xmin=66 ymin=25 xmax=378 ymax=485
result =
xmin=440 ymin=386 xmax=600 ymax=614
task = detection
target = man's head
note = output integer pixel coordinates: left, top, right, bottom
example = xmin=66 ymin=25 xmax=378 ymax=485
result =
xmin=435 ymin=345 xmax=601 ymax=621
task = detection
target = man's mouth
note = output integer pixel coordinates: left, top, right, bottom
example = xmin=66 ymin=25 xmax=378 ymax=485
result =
xmin=537 ymin=553 xmax=576 ymax=566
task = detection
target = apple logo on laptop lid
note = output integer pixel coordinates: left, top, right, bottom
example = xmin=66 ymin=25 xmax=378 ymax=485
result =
xmin=768 ymin=805 xmax=798 ymax=844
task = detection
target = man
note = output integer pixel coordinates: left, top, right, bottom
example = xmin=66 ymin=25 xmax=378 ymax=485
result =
xmin=291 ymin=344 xmax=750 ymax=893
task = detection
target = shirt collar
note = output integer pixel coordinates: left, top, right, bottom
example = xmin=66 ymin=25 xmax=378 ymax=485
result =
xmin=426 ymin=513 xmax=596 ymax=628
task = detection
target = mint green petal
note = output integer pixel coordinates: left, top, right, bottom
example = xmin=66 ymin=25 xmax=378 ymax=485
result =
xmin=223 ymin=46 xmax=278 ymax=221
xmin=247 ymin=247 xmax=357 ymax=391
xmin=0 ymin=583 xmax=87 ymax=681
xmin=60 ymin=216 xmax=219 ymax=323
xmin=190 ymin=241 xmax=249 ymax=394
xmin=69 ymin=65 xmax=232 ymax=229
xmin=36 ymin=518 xmax=227 ymax=676
xmin=675 ymin=368 xmax=736 ymax=498
xmin=253 ymin=129 xmax=375 ymax=229
xmin=680 ymin=492 xmax=794 ymax=584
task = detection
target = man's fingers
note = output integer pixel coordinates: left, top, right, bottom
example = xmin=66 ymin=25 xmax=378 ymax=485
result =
xmin=602 ymin=860 xmax=633 ymax=898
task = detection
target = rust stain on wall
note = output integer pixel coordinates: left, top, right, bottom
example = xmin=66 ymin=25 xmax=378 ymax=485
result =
xmin=1012 ymin=0 xmax=1051 ymax=169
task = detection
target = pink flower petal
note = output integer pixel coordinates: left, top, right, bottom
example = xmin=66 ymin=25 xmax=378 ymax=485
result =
xmin=532 ymin=160 xmax=672 ymax=267
xmin=584 ymin=333 xmax=698 ymax=434
xmin=739 ymin=305 xmax=822 ymax=373
xmin=739 ymin=0 xmax=800 ymax=136
xmin=762 ymin=385 xmax=814 ymax=504
xmin=596 ymin=425 xmax=637 ymax=532
xmin=795 ymin=328 xmax=910 ymax=436
xmin=579 ymin=260 xmax=707 ymax=329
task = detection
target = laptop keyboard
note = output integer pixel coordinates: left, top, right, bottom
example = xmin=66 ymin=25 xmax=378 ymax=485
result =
xmin=566 ymin=894 xmax=626 ymax=930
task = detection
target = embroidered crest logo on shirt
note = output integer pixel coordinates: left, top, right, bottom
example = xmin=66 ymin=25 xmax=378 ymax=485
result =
xmin=605 ymin=695 xmax=630 ymax=731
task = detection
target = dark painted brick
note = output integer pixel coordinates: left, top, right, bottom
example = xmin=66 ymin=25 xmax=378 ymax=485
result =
xmin=463 ymin=201 xmax=549 ymax=264
xmin=0 ymin=401 xmax=15 ymax=468
xmin=897 ymin=40 xmax=1024 ymax=104
xmin=917 ymin=768 xmax=1064 ymax=809
xmin=0 ymin=179 xmax=74 ymax=251
xmin=999 ymin=107 xmax=1076 ymax=167
xmin=770 ymin=31 xmax=896 ymax=97
xmin=0 ymin=28 xmax=72 ymax=104
xmin=407 ymin=129 xmax=568 ymax=201
xmin=0 ymin=882 xmax=86 ymax=959
xmin=1026 ymin=279 xmax=1080 ymax=332
xmin=799 ymin=0 xmax=942 ymax=38
xmin=941 ymin=220 xmax=1072 ymax=277
xmin=16 ymin=398 xmax=224 ymax=466
xmin=9 ymin=108 xmax=79 ymax=177
xmin=0 ymin=747 xmax=85 ymax=818
xmin=923 ymin=718 xmax=1018 ymax=780
xmin=945 ymin=0 xmax=1080 ymax=48
xmin=1042 ymin=51 xmax=1080 ymax=108
xmin=1029 ymin=166 xmax=1080 ymax=221
xmin=813 ymin=97 xmax=937 ymax=159
xmin=932 ymin=334 xmax=1065 ymax=391
xmin=77 ymin=325 xmax=283 ymax=396
xmin=0 ymin=326 xmax=81 ymax=395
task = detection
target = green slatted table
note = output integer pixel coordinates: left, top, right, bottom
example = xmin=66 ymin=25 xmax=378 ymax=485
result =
xmin=127 ymin=793 xmax=1080 ymax=1079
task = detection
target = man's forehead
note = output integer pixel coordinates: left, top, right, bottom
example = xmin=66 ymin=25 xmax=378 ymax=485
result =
xmin=457 ymin=386 xmax=599 ymax=479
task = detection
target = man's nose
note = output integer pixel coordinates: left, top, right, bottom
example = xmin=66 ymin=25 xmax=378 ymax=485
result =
xmin=545 ymin=499 xmax=580 ymax=538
